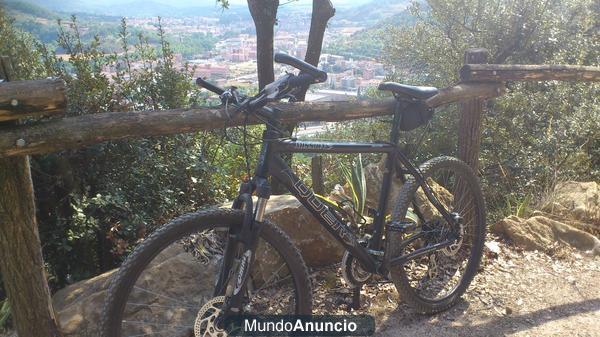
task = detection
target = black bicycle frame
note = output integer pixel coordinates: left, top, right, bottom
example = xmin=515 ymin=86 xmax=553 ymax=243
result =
xmin=216 ymin=100 xmax=461 ymax=317
xmin=245 ymin=101 xmax=458 ymax=275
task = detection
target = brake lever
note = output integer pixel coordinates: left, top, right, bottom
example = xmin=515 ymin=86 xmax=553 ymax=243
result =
xmin=220 ymin=86 xmax=245 ymax=105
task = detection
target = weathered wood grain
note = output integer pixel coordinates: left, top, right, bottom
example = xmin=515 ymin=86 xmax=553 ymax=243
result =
xmin=0 ymin=80 xmax=507 ymax=158
xmin=0 ymin=78 xmax=67 ymax=121
xmin=0 ymin=56 xmax=64 ymax=337
xmin=425 ymin=82 xmax=505 ymax=108
xmin=460 ymin=64 xmax=600 ymax=82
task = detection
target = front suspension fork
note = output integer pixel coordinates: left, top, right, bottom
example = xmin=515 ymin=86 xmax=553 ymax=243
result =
xmin=215 ymin=179 xmax=270 ymax=316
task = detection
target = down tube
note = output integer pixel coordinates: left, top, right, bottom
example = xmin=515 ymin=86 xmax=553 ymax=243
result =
xmin=269 ymin=155 xmax=378 ymax=273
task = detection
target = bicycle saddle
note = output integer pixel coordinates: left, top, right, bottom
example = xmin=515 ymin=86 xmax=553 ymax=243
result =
xmin=378 ymin=82 xmax=438 ymax=100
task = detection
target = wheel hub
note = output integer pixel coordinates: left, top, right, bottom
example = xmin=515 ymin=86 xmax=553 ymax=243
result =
xmin=194 ymin=296 xmax=228 ymax=337
xmin=442 ymin=213 xmax=464 ymax=256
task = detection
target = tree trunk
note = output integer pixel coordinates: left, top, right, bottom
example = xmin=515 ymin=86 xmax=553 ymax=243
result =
xmin=311 ymin=155 xmax=324 ymax=195
xmin=0 ymin=157 xmax=63 ymax=337
xmin=283 ymin=0 xmax=335 ymax=193
xmin=247 ymin=0 xmax=278 ymax=90
xmin=296 ymin=0 xmax=335 ymax=102
xmin=0 ymin=56 xmax=63 ymax=337
xmin=457 ymin=48 xmax=489 ymax=171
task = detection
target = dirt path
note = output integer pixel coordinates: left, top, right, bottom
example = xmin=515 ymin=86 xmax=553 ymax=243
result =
xmin=313 ymin=236 xmax=600 ymax=337
xmin=1 ymin=236 xmax=597 ymax=337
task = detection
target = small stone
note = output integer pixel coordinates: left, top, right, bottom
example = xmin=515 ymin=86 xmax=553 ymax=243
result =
xmin=485 ymin=241 xmax=501 ymax=255
xmin=10 ymin=98 xmax=18 ymax=106
xmin=15 ymin=138 xmax=26 ymax=147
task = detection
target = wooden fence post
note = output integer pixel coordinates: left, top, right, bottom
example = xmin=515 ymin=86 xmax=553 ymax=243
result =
xmin=311 ymin=155 xmax=324 ymax=195
xmin=0 ymin=56 xmax=63 ymax=337
xmin=457 ymin=48 xmax=489 ymax=171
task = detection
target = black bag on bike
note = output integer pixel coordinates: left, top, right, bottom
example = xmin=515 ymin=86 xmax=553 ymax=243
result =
xmin=397 ymin=100 xmax=434 ymax=131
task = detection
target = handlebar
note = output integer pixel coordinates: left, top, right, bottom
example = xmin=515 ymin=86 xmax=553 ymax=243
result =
xmin=196 ymin=77 xmax=225 ymax=95
xmin=195 ymin=53 xmax=329 ymax=112
xmin=274 ymin=52 xmax=327 ymax=83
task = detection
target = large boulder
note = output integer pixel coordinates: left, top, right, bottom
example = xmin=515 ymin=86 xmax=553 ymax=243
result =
xmin=53 ymin=245 xmax=218 ymax=336
xmin=257 ymin=194 xmax=345 ymax=267
xmin=52 ymin=271 xmax=113 ymax=337
xmin=542 ymin=181 xmax=599 ymax=226
xmin=493 ymin=215 xmax=600 ymax=255
xmin=364 ymin=159 xmax=404 ymax=212
xmin=364 ymin=158 xmax=453 ymax=220
xmin=53 ymin=196 xmax=345 ymax=336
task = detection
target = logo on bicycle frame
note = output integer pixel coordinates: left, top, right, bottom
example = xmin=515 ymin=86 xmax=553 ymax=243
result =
xmin=281 ymin=169 xmax=357 ymax=246
xmin=290 ymin=141 xmax=333 ymax=151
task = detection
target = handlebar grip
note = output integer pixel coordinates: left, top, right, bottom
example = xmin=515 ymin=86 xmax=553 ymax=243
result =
xmin=274 ymin=52 xmax=328 ymax=83
xmin=288 ymin=73 xmax=314 ymax=88
xmin=196 ymin=77 xmax=225 ymax=95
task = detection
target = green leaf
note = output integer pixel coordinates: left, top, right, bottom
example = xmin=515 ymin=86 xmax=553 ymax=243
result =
xmin=405 ymin=208 xmax=419 ymax=224
xmin=0 ymin=299 xmax=11 ymax=329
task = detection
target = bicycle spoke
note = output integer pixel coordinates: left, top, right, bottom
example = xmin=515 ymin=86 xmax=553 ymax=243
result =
xmin=132 ymin=286 xmax=197 ymax=308
xmin=256 ymin=262 xmax=288 ymax=292
xmin=125 ymin=302 xmax=197 ymax=310
xmin=126 ymin=327 xmax=191 ymax=337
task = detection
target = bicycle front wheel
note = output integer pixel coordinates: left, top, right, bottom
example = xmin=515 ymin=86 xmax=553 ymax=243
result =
xmin=390 ymin=156 xmax=486 ymax=313
xmin=102 ymin=208 xmax=312 ymax=337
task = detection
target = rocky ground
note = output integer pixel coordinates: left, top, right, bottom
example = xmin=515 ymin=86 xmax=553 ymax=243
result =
xmin=3 ymin=236 xmax=598 ymax=337
xmin=309 ymin=180 xmax=600 ymax=336
xmin=310 ymin=234 xmax=600 ymax=337
xmin=1 ymin=181 xmax=598 ymax=337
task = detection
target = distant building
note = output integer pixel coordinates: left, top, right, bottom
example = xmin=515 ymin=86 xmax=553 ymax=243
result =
xmin=340 ymin=76 xmax=356 ymax=89
xmin=219 ymin=34 xmax=257 ymax=62
xmin=192 ymin=63 xmax=229 ymax=79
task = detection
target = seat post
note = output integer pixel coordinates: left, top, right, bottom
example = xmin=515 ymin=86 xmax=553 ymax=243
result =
xmin=389 ymin=100 xmax=405 ymax=145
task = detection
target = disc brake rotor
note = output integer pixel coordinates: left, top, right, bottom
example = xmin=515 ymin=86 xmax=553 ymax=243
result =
xmin=442 ymin=222 xmax=464 ymax=256
xmin=194 ymin=296 xmax=227 ymax=337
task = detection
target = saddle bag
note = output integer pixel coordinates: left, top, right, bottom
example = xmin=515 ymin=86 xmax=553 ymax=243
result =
xmin=397 ymin=100 xmax=434 ymax=131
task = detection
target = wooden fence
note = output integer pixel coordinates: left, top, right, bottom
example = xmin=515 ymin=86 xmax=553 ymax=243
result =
xmin=0 ymin=49 xmax=598 ymax=336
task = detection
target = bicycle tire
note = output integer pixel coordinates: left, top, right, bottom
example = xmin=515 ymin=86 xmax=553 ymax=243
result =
xmin=101 ymin=208 xmax=312 ymax=337
xmin=390 ymin=156 xmax=486 ymax=314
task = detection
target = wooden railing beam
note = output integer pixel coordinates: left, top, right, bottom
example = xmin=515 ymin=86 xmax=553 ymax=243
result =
xmin=460 ymin=64 xmax=600 ymax=82
xmin=0 ymin=81 xmax=508 ymax=158
xmin=0 ymin=78 xmax=66 ymax=121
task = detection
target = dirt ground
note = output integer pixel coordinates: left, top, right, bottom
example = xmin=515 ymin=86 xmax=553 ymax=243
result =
xmin=1 ymin=235 xmax=597 ymax=337
xmin=312 ymin=234 xmax=600 ymax=337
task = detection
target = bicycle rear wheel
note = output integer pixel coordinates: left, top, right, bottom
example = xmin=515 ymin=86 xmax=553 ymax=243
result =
xmin=390 ymin=156 xmax=486 ymax=313
xmin=101 ymin=208 xmax=312 ymax=337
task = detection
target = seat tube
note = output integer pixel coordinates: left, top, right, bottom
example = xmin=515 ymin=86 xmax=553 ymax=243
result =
xmin=370 ymin=103 xmax=404 ymax=249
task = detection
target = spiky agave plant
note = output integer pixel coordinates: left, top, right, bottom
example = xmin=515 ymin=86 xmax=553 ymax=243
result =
xmin=316 ymin=154 xmax=368 ymax=227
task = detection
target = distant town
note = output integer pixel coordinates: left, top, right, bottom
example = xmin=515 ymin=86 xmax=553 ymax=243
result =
xmin=104 ymin=15 xmax=388 ymax=102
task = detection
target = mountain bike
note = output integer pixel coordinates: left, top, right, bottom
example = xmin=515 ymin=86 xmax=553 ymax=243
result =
xmin=102 ymin=52 xmax=486 ymax=337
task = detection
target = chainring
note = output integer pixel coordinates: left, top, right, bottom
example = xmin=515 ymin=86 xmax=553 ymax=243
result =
xmin=341 ymin=250 xmax=372 ymax=288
